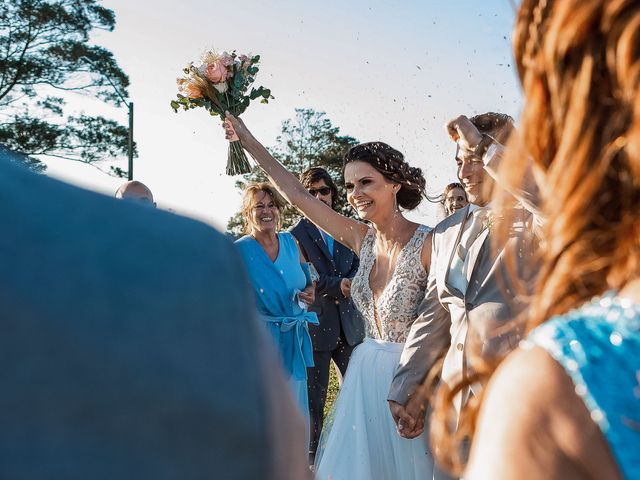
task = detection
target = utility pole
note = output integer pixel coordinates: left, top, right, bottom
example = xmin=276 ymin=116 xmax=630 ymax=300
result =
xmin=82 ymin=56 xmax=134 ymax=179
xmin=128 ymin=102 xmax=134 ymax=180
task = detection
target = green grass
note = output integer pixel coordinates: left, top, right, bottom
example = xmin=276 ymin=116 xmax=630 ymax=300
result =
xmin=323 ymin=362 xmax=340 ymax=418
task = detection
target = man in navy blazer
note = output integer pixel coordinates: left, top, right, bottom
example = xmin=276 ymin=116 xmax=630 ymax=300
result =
xmin=290 ymin=167 xmax=364 ymax=462
xmin=0 ymin=150 xmax=310 ymax=479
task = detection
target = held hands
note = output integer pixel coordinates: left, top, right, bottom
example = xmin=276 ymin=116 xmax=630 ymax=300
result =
xmin=445 ymin=115 xmax=483 ymax=151
xmin=401 ymin=391 xmax=428 ymax=438
xmin=388 ymin=391 xmax=428 ymax=439
xmin=298 ymin=283 xmax=316 ymax=306
xmin=340 ymin=278 xmax=352 ymax=298
xmin=388 ymin=400 xmax=417 ymax=436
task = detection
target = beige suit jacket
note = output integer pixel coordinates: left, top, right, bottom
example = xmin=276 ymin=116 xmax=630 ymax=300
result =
xmin=388 ymin=204 xmax=534 ymax=406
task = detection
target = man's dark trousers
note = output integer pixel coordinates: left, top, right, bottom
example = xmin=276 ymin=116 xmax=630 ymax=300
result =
xmin=291 ymin=218 xmax=364 ymax=458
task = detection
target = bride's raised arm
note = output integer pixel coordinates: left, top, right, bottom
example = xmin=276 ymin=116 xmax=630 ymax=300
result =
xmin=225 ymin=112 xmax=369 ymax=253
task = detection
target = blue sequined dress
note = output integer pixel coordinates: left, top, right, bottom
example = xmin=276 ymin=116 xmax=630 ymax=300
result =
xmin=525 ymin=292 xmax=640 ymax=479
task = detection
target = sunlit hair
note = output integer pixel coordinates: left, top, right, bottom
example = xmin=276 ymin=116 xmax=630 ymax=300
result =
xmin=431 ymin=0 xmax=640 ymax=475
xmin=469 ymin=112 xmax=514 ymax=144
xmin=240 ymin=182 xmax=286 ymax=234
xmin=343 ymin=142 xmax=426 ymax=210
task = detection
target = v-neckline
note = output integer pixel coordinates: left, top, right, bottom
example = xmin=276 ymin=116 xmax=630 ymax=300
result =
xmin=252 ymin=233 xmax=281 ymax=264
xmin=367 ymin=225 xmax=421 ymax=304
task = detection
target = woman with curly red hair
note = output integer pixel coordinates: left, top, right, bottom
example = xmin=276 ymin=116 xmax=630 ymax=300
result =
xmin=431 ymin=1 xmax=640 ymax=479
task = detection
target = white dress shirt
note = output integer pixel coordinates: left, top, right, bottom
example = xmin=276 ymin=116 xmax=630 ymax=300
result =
xmin=448 ymin=204 xmax=491 ymax=295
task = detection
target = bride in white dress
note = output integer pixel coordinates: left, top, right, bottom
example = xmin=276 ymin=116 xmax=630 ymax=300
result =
xmin=316 ymin=224 xmax=434 ymax=479
xmin=223 ymin=115 xmax=436 ymax=479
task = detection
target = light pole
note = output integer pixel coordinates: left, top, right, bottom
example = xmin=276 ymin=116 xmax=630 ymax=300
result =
xmin=127 ymin=101 xmax=133 ymax=180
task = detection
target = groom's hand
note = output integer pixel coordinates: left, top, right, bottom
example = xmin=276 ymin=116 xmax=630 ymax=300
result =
xmin=399 ymin=392 xmax=428 ymax=439
xmin=445 ymin=115 xmax=483 ymax=151
xmin=388 ymin=400 xmax=416 ymax=436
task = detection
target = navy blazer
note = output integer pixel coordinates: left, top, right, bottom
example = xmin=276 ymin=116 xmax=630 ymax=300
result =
xmin=290 ymin=218 xmax=364 ymax=351
xmin=0 ymin=158 xmax=310 ymax=480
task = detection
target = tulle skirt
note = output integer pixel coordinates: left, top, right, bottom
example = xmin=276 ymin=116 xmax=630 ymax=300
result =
xmin=315 ymin=337 xmax=435 ymax=480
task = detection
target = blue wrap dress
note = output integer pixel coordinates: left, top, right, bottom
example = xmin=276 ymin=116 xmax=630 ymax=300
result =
xmin=236 ymin=232 xmax=318 ymax=420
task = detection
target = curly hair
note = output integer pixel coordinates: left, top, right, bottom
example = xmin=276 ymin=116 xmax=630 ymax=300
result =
xmin=431 ymin=0 xmax=640 ymax=475
xmin=343 ymin=142 xmax=426 ymax=210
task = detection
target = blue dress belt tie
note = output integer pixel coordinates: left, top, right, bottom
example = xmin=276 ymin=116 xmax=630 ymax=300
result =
xmin=264 ymin=311 xmax=319 ymax=380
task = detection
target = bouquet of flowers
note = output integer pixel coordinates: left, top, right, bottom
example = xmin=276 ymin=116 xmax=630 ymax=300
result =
xmin=170 ymin=49 xmax=273 ymax=175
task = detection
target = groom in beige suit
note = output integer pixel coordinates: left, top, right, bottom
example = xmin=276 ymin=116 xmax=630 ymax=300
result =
xmin=388 ymin=113 xmax=540 ymax=440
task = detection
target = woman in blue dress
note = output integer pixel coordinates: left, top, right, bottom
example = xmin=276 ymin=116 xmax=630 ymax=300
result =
xmin=235 ymin=183 xmax=318 ymax=423
xmin=432 ymin=1 xmax=640 ymax=478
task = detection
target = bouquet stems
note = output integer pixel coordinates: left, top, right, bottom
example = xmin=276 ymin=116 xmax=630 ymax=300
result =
xmin=227 ymin=140 xmax=251 ymax=175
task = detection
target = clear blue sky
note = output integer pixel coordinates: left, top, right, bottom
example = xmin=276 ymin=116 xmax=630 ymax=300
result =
xmin=45 ymin=0 xmax=522 ymax=228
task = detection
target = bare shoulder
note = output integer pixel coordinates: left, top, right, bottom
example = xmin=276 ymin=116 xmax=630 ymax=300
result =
xmin=466 ymin=347 xmax=620 ymax=480
xmin=482 ymin=346 xmax=566 ymax=408
xmin=334 ymin=220 xmax=370 ymax=256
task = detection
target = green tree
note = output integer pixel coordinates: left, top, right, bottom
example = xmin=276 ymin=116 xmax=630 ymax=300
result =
xmin=0 ymin=0 xmax=134 ymax=174
xmin=227 ymin=108 xmax=359 ymax=237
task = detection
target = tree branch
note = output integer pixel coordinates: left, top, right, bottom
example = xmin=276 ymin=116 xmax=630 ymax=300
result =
xmin=29 ymin=80 xmax=104 ymax=92
xmin=37 ymin=152 xmax=123 ymax=176
xmin=0 ymin=13 xmax=35 ymax=102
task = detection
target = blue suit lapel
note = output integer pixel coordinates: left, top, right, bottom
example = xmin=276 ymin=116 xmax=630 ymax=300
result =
xmin=304 ymin=220 xmax=334 ymax=266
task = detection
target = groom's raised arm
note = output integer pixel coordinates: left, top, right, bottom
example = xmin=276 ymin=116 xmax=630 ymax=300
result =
xmin=483 ymin=142 xmax=545 ymax=232
xmin=388 ymin=236 xmax=451 ymax=406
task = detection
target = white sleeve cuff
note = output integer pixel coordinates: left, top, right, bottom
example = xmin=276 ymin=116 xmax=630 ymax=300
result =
xmin=483 ymin=142 xmax=504 ymax=169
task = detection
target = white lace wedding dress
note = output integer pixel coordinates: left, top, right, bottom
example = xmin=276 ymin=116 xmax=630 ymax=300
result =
xmin=315 ymin=225 xmax=435 ymax=480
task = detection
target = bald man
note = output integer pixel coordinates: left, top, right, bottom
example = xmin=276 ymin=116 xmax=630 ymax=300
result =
xmin=115 ymin=180 xmax=156 ymax=207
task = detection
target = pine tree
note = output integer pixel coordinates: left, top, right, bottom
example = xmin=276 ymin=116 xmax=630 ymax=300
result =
xmin=0 ymin=0 xmax=134 ymax=174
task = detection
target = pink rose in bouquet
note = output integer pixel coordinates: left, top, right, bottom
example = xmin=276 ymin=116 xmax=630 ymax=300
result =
xmin=204 ymin=62 xmax=228 ymax=84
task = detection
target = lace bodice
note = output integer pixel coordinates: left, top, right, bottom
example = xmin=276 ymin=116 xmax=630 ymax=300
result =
xmin=351 ymin=225 xmax=431 ymax=343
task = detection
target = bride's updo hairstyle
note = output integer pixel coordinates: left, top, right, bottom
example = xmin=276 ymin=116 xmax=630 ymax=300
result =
xmin=343 ymin=142 xmax=426 ymax=210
